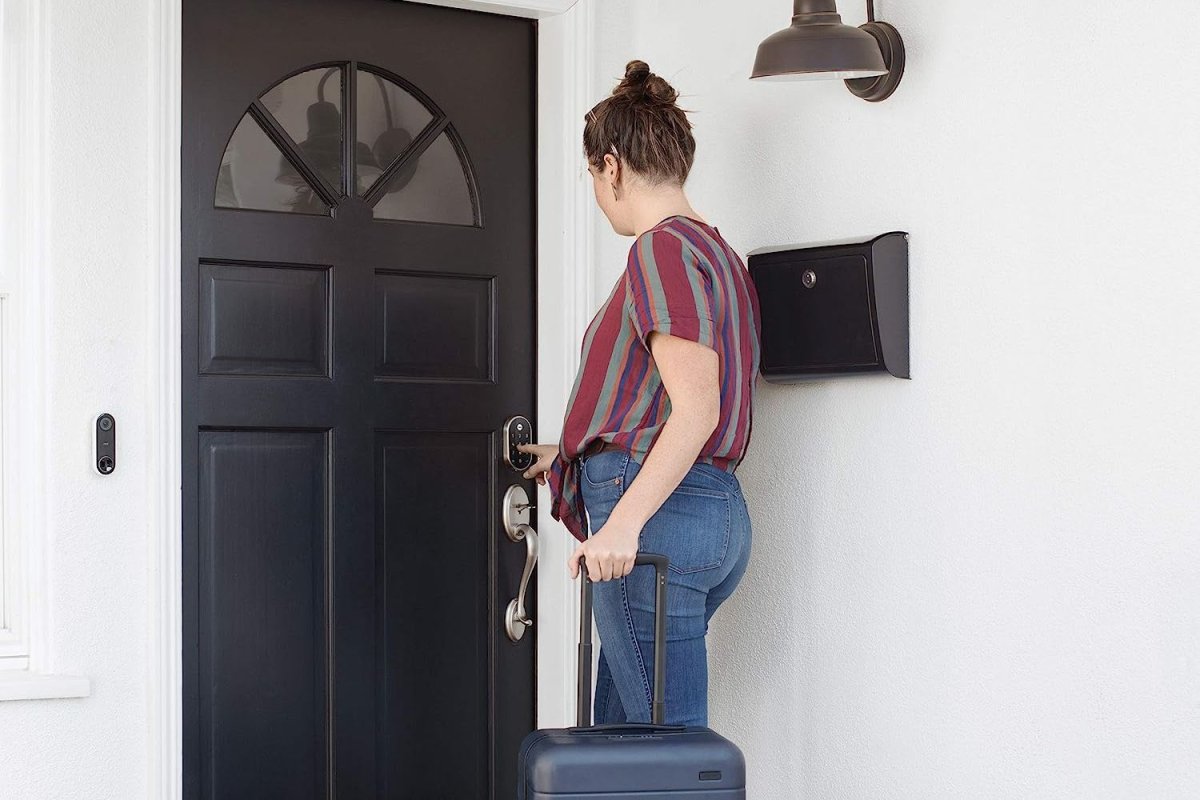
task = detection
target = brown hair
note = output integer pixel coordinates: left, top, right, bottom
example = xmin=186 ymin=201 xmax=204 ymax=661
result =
xmin=583 ymin=60 xmax=695 ymax=186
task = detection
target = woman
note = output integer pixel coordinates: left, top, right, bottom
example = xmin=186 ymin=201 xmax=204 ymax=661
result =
xmin=517 ymin=60 xmax=761 ymax=728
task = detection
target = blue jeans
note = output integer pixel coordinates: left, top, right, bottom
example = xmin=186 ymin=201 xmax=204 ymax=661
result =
xmin=578 ymin=447 xmax=752 ymax=727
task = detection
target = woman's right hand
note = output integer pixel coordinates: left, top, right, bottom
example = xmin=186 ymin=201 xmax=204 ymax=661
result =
xmin=516 ymin=443 xmax=559 ymax=486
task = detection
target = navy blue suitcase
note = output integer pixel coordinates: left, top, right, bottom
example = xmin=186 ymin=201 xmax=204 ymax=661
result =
xmin=517 ymin=554 xmax=746 ymax=799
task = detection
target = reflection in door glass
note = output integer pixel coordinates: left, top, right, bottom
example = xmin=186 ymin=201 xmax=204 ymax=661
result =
xmin=372 ymin=131 xmax=475 ymax=225
xmin=355 ymin=69 xmax=433 ymax=196
xmin=215 ymin=113 xmax=330 ymax=215
xmin=260 ymin=67 xmax=345 ymax=191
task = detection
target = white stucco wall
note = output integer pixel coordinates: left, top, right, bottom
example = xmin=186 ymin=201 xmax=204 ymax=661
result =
xmin=0 ymin=0 xmax=152 ymax=797
xmin=590 ymin=1 xmax=1200 ymax=797
xmin=2 ymin=1 xmax=1198 ymax=798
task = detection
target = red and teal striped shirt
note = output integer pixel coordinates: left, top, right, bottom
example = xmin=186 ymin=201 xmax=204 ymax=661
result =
xmin=548 ymin=215 xmax=762 ymax=542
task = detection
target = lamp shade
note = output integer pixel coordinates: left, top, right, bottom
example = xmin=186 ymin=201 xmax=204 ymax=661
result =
xmin=751 ymin=0 xmax=887 ymax=81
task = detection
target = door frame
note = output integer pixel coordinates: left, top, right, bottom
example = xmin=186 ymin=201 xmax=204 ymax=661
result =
xmin=148 ymin=1 xmax=595 ymax=796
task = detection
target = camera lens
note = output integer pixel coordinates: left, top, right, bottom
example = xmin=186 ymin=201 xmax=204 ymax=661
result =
xmin=99 ymin=416 xmax=113 ymax=432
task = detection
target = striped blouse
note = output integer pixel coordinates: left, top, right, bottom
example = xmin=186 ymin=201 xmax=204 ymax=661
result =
xmin=547 ymin=215 xmax=762 ymax=542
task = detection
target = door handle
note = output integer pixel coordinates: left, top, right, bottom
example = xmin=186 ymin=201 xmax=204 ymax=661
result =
xmin=503 ymin=483 xmax=538 ymax=642
xmin=505 ymin=523 xmax=538 ymax=642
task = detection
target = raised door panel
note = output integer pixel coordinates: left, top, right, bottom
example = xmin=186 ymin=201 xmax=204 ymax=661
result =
xmin=376 ymin=431 xmax=490 ymax=798
xmin=198 ymin=430 xmax=331 ymax=800
xmin=200 ymin=261 xmax=331 ymax=377
xmin=375 ymin=270 xmax=494 ymax=381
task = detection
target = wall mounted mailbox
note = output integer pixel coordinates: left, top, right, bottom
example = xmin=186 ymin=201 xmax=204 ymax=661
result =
xmin=748 ymin=231 xmax=909 ymax=382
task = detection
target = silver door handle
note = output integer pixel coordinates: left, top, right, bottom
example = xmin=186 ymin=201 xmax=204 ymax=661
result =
xmin=505 ymin=523 xmax=538 ymax=642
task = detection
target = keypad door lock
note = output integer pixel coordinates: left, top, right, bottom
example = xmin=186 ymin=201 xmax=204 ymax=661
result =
xmin=503 ymin=415 xmax=534 ymax=472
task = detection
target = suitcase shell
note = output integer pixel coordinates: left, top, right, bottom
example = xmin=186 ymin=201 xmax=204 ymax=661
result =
xmin=517 ymin=554 xmax=747 ymax=799
xmin=519 ymin=724 xmax=746 ymax=798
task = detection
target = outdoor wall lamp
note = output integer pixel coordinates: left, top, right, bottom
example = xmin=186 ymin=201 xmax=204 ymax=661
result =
xmin=751 ymin=0 xmax=905 ymax=102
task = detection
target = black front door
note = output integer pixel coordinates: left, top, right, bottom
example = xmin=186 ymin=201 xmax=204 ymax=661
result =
xmin=181 ymin=1 xmax=536 ymax=797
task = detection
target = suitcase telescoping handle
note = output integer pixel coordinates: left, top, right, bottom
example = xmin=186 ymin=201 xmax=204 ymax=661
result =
xmin=577 ymin=553 xmax=669 ymax=727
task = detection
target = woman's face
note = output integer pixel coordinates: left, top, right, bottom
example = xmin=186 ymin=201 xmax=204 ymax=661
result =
xmin=588 ymin=153 xmax=637 ymax=237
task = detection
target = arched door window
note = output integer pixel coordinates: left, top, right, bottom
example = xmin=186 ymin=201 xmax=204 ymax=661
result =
xmin=214 ymin=62 xmax=479 ymax=226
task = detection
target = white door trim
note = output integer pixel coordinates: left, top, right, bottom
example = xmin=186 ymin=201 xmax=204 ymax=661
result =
xmin=147 ymin=1 xmax=593 ymax=796
xmin=533 ymin=1 xmax=596 ymax=730
xmin=147 ymin=0 xmax=182 ymax=795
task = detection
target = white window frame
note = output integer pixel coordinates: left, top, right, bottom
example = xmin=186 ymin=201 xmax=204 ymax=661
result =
xmin=0 ymin=292 xmax=14 ymax=665
xmin=0 ymin=0 xmax=37 ymax=673
xmin=0 ymin=0 xmax=90 ymax=700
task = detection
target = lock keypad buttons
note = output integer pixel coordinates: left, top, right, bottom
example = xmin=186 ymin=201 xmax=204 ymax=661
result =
xmin=503 ymin=415 xmax=534 ymax=471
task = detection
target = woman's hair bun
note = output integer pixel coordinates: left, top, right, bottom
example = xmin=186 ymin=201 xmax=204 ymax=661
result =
xmin=615 ymin=59 xmax=678 ymax=105
xmin=584 ymin=57 xmax=695 ymax=185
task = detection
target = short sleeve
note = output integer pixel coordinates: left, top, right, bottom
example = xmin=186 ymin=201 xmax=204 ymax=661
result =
xmin=623 ymin=230 xmax=717 ymax=351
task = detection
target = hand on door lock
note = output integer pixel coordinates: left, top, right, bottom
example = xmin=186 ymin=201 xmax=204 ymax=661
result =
xmin=502 ymin=415 xmax=535 ymax=472
xmin=516 ymin=443 xmax=560 ymax=485
xmin=504 ymin=414 xmax=558 ymax=485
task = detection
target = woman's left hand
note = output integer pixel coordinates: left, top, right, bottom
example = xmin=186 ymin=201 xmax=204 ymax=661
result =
xmin=568 ymin=518 xmax=641 ymax=582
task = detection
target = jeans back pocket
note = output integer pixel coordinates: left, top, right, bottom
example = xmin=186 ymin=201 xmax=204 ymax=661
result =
xmin=640 ymin=486 xmax=731 ymax=574
xmin=624 ymin=459 xmax=732 ymax=575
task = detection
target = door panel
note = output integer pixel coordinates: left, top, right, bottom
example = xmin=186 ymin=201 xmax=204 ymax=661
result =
xmin=374 ymin=271 xmax=494 ymax=381
xmin=182 ymin=1 xmax=536 ymax=797
xmin=199 ymin=430 xmax=330 ymax=800
xmin=376 ymin=432 xmax=490 ymax=798
xmin=199 ymin=261 xmax=332 ymax=377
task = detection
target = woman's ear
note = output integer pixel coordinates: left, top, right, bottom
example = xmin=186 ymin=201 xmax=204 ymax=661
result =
xmin=603 ymin=152 xmax=622 ymax=200
xmin=603 ymin=153 xmax=619 ymax=181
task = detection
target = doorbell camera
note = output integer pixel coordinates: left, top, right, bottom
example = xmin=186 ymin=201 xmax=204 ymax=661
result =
xmin=94 ymin=413 xmax=116 ymax=475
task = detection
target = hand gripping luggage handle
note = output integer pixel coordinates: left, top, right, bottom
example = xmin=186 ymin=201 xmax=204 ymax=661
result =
xmin=577 ymin=553 xmax=669 ymax=727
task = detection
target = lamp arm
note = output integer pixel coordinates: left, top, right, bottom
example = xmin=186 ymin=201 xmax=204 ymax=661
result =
xmin=373 ymin=74 xmax=395 ymax=130
xmin=312 ymin=68 xmax=396 ymax=130
xmin=867 ymin=0 xmax=875 ymax=22
xmin=316 ymin=66 xmax=338 ymax=103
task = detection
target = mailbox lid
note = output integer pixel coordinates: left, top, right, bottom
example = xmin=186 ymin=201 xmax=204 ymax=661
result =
xmin=750 ymin=248 xmax=881 ymax=375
